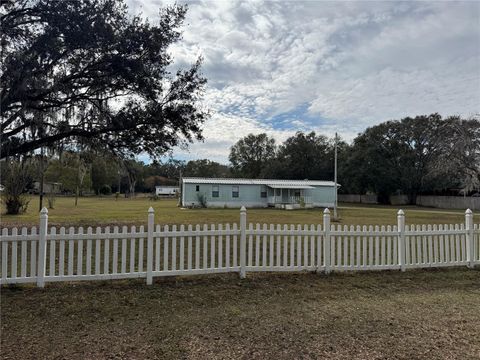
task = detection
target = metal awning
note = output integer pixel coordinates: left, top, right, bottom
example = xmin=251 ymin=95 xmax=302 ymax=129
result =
xmin=267 ymin=184 xmax=314 ymax=189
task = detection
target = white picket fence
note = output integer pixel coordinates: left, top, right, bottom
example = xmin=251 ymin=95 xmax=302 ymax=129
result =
xmin=1 ymin=207 xmax=479 ymax=287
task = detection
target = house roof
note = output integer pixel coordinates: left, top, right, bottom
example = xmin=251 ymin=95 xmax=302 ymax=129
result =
xmin=182 ymin=177 xmax=337 ymax=187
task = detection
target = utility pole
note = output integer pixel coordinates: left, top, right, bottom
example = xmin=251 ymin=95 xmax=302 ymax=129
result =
xmin=333 ymin=132 xmax=338 ymax=220
xmin=39 ymin=146 xmax=45 ymax=211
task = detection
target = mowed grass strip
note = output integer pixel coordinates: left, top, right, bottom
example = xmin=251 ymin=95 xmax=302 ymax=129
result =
xmin=1 ymin=268 xmax=479 ymax=359
xmin=1 ymin=196 xmax=471 ymax=228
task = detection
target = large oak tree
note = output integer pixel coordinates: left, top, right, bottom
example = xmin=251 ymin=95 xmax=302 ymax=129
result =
xmin=1 ymin=0 xmax=208 ymax=159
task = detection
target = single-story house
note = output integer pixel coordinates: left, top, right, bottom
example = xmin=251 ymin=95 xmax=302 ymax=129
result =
xmin=155 ymin=186 xmax=179 ymax=196
xmin=181 ymin=177 xmax=338 ymax=209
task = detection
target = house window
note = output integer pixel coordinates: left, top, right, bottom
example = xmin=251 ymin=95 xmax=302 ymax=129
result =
xmin=212 ymin=185 xmax=219 ymax=197
xmin=196 ymin=185 xmax=200 ymax=192
xmin=232 ymin=186 xmax=239 ymax=198
xmin=294 ymin=190 xmax=301 ymax=197
xmin=261 ymin=191 xmax=267 ymax=198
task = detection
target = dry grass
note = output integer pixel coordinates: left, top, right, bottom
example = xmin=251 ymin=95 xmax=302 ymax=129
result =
xmin=2 ymin=268 xmax=480 ymax=359
xmin=1 ymin=196 xmax=469 ymax=229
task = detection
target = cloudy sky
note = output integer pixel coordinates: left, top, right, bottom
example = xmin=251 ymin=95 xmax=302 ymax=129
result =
xmin=128 ymin=0 xmax=480 ymax=164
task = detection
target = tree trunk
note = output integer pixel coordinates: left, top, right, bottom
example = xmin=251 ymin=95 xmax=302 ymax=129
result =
xmin=408 ymin=192 xmax=417 ymax=205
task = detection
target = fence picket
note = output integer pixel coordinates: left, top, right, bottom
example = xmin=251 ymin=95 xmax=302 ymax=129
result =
xmin=179 ymin=225 xmax=185 ymax=270
xmin=187 ymin=225 xmax=193 ymax=270
xmin=427 ymin=225 xmax=438 ymax=264
xmin=255 ymin=223 xmax=260 ymax=267
xmin=77 ymin=227 xmax=84 ymax=275
xmin=104 ymin=226 xmax=110 ymax=274
xmin=232 ymin=223 xmax=238 ymax=268
xmin=155 ymin=225 xmax=161 ymax=272
xmin=270 ymin=224 xmax=275 ymax=268
xmin=195 ymin=225 xmax=200 ymax=269
xmin=303 ymin=224 xmax=309 ymax=268
xmin=11 ymin=228 xmax=17 ymax=279
xmin=380 ymin=226 xmax=386 ymax=266
xmin=368 ymin=226 xmax=374 ymax=267
xmin=121 ymin=226 xmax=128 ymax=273
xmin=349 ymin=226 xmax=354 ymax=267
xmin=68 ymin=227 xmax=74 ymax=276
xmin=138 ymin=226 xmax=144 ymax=272
xmin=421 ymin=226 xmax=427 ymax=264
xmin=297 ymin=224 xmax=302 ymax=268
xmin=289 ymin=224 xmax=295 ymax=268
xmin=202 ymin=224 xmax=208 ymax=270
xmin=335 ymin=226 xmax=340 ymax=267
xmin=248 ymin=223 xmax=253 ymax=267
xmin=455 ymin=224 xmax=460 ymax=262
xmin=165 ymin=225 xmax=170 ymax=271
xmin=21 ymin=228 xmax=27 ymax=278
xmin=225 ymin=224 xmax=230 ymax=269
xmin=210 ymin=224 xmax=216 ymax=269
xmin=171 ymin=225 xmax=177 ymax=271
xmin=310 ymin=224 xmax=315 ymax=268
xmin=439 ymin=226 xmax=444 ymax=263
xmin=96 ymin=227 xmax=102 ymax=275
xmin=445 ymin=225 xmax=451 ymax=263
xmin=361 ymin=226 xmax=367 ymax=268
xmin=57 ymin=227 xmax=64 ymax=276
xmin=460 ymin=223 xmax=466 ymax=262
xmin=217 ymin=224 xmax=222 ymax=269
xmin=276 ymin=224 xmax=282 ymax=267
xmin=113 ymin=226 xmax=119 ymax=274
xmin=86 ymin=227 xmax=92 ymax=275
xmin=2 ymin=229 xmax=8 ymax=281
xmin=263 ymin=224 xmax=268 ymax=267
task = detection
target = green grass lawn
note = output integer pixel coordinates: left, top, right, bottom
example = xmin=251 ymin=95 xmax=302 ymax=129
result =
xmin=2 ymin=268 xmax=479 ymax=359
xmin=1 ymin=195 xmax=473 ymax=228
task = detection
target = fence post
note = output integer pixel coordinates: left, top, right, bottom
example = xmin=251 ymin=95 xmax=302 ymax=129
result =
xmin=37 ymin=207 xmax=48 ymax=288
xmin=146 ymin=207 xmax=154 ymax=285
xmin=397 ymin=209 xmax=405 ymax=272
xmin=465 ymin=209 xmax=474 ymax=269
xmin=240 ymin=206 xmax=247 ymax=279
xmin=323 ymin=208 xmax=331 ymax=274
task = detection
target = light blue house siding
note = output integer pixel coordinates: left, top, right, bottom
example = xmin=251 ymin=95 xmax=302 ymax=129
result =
xmin=183 ymin=183 xmax=269 ymax=208
xmin=182 ymin=178 xmax=337 ymax=209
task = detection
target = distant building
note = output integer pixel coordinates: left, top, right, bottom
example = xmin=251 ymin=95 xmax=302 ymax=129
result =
xmin=32 ymin=181 xmax=62 ymax=194
xmin=181 ymin=177 xmax=338 ymax=209
xmin=155 ymin=186 xmax=179 ymax=197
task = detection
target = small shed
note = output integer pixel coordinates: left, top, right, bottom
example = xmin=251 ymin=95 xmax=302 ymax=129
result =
xmin=181 ymin=177 xmax=338 ymax=209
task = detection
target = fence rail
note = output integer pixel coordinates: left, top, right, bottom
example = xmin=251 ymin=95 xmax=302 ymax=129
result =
xmin=1 ymin=207 xmax=478 ymax=287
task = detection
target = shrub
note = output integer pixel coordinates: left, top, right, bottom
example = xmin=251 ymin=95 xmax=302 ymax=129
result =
xmin=3 ymin=194 xmax=30 ymax=214
xmin=47 ymin=193 xmax=56 ymax=209
xmin=197 ymin=193 xmax=207 ymax=208
xmin=298 ymin=197 xmax=306 ymax=208
xmin=1 ymin=160 xmax=33 ymax=215
xmin=149 ymin=193 xmax=160 ymax=201
xmin=99 ymin=184 xmax=112 ymax=195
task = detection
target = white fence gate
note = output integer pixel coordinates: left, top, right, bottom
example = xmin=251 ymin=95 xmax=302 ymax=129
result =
xmin=1 ymin=207 xmax=479 ymax=287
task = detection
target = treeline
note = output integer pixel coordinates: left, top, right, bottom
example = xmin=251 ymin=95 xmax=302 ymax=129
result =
xmin=45 ymin=113 xmax=478 ymax=204
xmin=228 ymin=114 xmax=480 ymax=204
xmin=2 ymin=113 xmax=479 ymax=213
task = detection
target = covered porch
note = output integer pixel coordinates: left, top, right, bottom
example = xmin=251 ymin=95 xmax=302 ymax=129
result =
xmin=266 ymin=184 xmax=314 ymax=209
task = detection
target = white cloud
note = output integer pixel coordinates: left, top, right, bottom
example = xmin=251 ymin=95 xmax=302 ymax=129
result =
xmin=129 ymin=0 xmax=480 ymax=163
